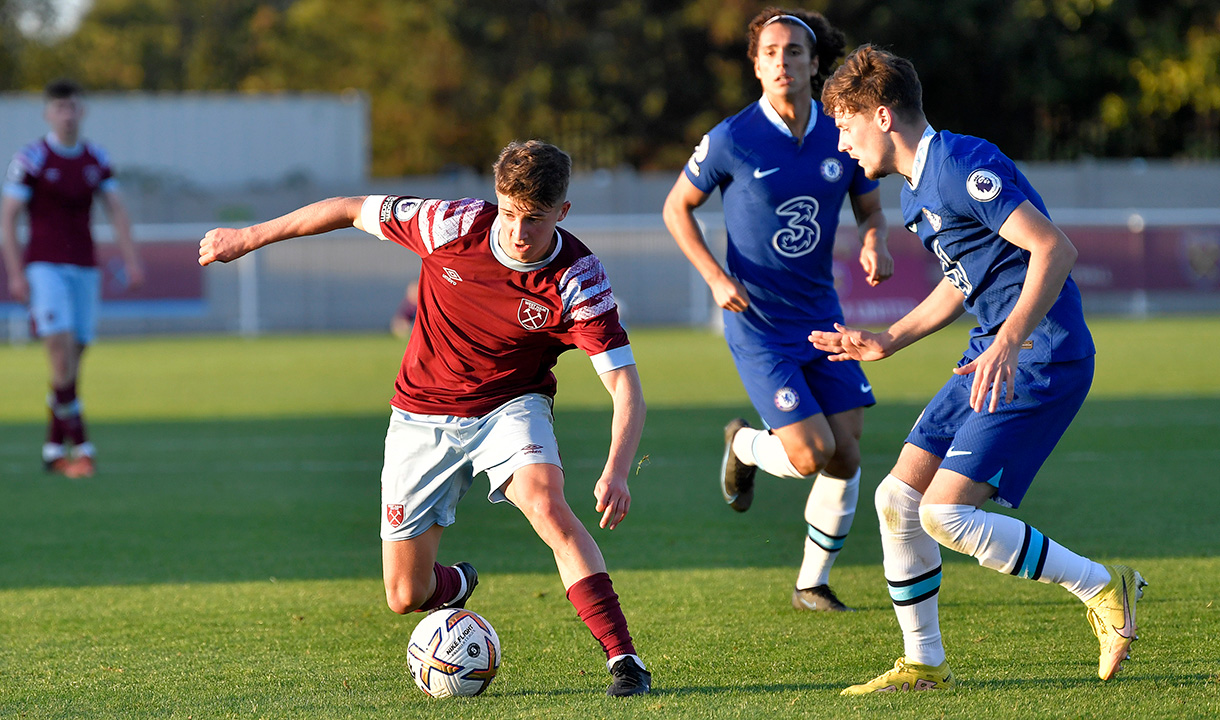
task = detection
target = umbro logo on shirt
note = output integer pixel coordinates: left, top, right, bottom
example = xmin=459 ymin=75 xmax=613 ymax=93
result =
xmin=442 ymin=267 xmax=462 ymax=285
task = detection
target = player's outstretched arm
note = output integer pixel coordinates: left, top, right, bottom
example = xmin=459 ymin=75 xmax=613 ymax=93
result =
xmin=662 ymin=173 xmax=750 ymax=312
xmin=953 ymin=201 xmax=1078 ymax=412
xmin=810 ymin=277 xmax=966 ymax=361
xmin=593 ymin=364 xmax=646 ymax=530
xmin=199 ymin=196 xmax=367 ymax=266
xmin=850 ymin=189 xmax=893 ymax=286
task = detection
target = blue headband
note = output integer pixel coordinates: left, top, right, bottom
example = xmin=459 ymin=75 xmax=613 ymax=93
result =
xmin=761 ymin=14 xmax=817 ymax=48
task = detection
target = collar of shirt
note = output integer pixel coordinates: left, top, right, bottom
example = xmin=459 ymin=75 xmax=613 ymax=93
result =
xmin=907 ymin=124 xmax=938 ymax=191
xmin=45 ymin=132 xmax=85 ymax=158
xmin=488 ymin=216 xmax=565 ymax=272
xmin=758 ymin=95 xmax=817 ymax=140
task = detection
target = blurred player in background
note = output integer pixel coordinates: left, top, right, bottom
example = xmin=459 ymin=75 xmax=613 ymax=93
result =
xmin=1 ymin=79 xmax=144 ymax=479
xmin=390 ymin=280 xmax=419 ymax=339
xmin=813 ymin=44 xmax=1146 ymax=692
xmin=662 ymin=8 xmax=891 ymax=612
xmin=199 ymin=140 xmax=651 ymax=697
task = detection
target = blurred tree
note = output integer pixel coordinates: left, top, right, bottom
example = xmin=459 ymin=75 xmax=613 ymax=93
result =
xmin=0 ymin=0 xmax=57 ymax=88
xmin=5 ymin=0 xmax=1217 ymax=169
xmin=15 ymin=0 xmax=293 ymax=90
xmin=828 ymin=0 xmax=1220 ymax=159
xmin=240 ymin=0 xmax=478 ymax=175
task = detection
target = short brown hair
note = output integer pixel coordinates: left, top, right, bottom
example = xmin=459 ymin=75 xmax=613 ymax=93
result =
xmin=492 ymin=140 xmax=571 ymax=210
xmin=821 ymin=44 xmax=923 ymax=121
xmin=746 ymin=8 xmax=847 ymax=93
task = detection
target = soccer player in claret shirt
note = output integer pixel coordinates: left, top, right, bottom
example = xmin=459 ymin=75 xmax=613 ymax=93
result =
xmin=199 ymin=140 xmax=651 ymax=697
xmin=663 ymin=8 xmax=891 ymax=612
xmin=1 ymin=79 xmax=144 ymax=479
xmin=811 ymin=45 xmax=1146 ymax=692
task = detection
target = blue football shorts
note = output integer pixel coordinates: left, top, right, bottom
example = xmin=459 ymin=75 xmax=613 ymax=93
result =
xmin=728 ymin=336 xmax=876 ymax=431
xmin=905 ymin=354 xmax=1095 ymax=509
xmin=379 ymin=393 xmax=563 ymax=542
xmin=26 ymin=262 xmax=101 ymax=344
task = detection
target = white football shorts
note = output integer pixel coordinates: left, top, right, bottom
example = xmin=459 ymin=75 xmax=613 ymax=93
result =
xmin=379 ymin=392 xmax=563 ymax=541
xmin=26 ymin=262 xmax=101 ymax=344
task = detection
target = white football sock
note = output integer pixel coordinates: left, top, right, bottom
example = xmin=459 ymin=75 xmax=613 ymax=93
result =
xmin=876 ymin=474 xmax=945 ymax=666
xmin=796 ymin=469 xmax=859 ymax=589
xmin=731 ymin=426 xmax=804 ymax=479
xmin=919 ymin=504 xmax=1110 ymax=602
xmin=42 ymin=443 xmax=66 ymax=463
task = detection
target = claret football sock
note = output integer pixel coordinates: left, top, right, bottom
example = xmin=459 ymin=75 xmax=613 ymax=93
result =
xmin=46 ymin=389 xmax=66 ymax=445
xmin=51 ymin=384 xmax=88 ymax=448
xmin=567 ymin=572 xmax=636 ymax=660
xmin=417 ymin=563 xmax=465 ymax=612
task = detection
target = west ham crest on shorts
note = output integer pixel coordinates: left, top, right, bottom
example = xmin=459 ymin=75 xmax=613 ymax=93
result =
xmin=386 ymin=504 xmax=405 ymax=528
xmin=517 ymin=299 xmax=550 ymax=330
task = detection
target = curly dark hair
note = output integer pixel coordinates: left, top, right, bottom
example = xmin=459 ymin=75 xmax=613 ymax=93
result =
xmin=746 ymin=7 xmax=848 ymax=94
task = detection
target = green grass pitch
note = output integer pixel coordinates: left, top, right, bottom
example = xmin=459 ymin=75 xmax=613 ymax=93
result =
xmin=1 ymin=317 xmax=1218 ymax=718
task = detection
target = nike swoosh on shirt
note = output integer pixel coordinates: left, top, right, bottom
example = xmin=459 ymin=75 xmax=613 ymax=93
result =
xmin=945 ymin=448 xmax=973 ymax=458
xmin=859 ymin=383 xmax=872 ymax=393
xmin=753 ymin=167 xmax=779 ymax=179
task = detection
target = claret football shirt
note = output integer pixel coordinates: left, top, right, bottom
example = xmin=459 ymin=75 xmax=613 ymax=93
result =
xmin=3 ymin=135 xmax=117 ymax=267
xmin=360 ymin=195 xmax=634 ymax=417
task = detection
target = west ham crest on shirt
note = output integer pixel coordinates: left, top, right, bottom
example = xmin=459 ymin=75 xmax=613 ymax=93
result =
xmin=517 ymin=299 xmax=550 ymax=330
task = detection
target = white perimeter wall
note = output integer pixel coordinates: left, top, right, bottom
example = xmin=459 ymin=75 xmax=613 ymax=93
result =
xmin=0 ymin=92 xmax=369 ymax=189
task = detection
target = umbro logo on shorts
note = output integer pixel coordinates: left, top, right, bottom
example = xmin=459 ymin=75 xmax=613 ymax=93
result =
xmin=522 ymin=444 xmax=544 ymax=455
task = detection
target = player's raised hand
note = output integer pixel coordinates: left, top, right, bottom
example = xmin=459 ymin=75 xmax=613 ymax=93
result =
xmin=953 ymin=338 xmax=1018 ymax=412
xmin=594 ymin=472 xmax=631 ymax=530
xmin=6 ymin=272 xmax=29 ymax=304
xmin=199 ymin=227 xmax=254 ymax=266
xmin=125 ymin=258 xmax=146 ymax=290
xmin=810 ymin=323 xmax=892 ymax=362
xmin=710 ymin=275 xmax=750 ymax=313
xmin=951 ymin=339 xmax=1019 ymax=412
xmin=860 ymin=243 xmax=895 ymax=286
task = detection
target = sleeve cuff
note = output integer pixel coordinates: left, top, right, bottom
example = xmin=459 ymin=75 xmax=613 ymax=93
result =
xmin=590 ymin=344 xmax=636 ymax=374
xmin=360 ymin=195 xmax=389 ymax=240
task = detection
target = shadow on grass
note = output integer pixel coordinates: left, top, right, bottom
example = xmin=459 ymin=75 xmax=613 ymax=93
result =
xmin=498 ymin=682 xmax=842 ymax=698
xmin=1 ymin=397 xmax=1217 ymax=589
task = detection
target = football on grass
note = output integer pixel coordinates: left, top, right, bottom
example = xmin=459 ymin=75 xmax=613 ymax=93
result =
xmin=407 ymin=608 xmax=501 ymax=698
